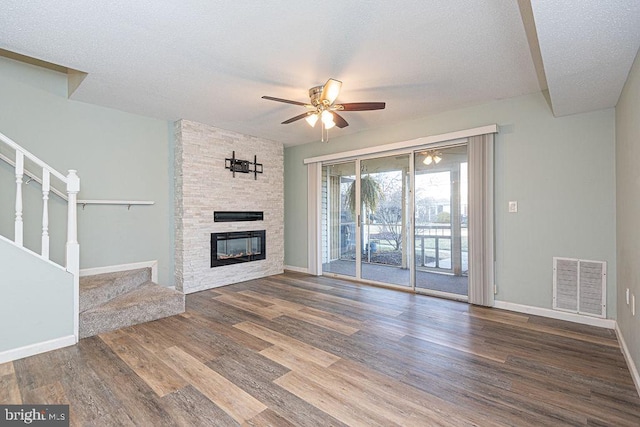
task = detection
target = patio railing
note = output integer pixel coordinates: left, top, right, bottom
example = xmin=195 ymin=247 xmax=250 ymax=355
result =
xmin=335 ymin=221 xmax=467 ymax=271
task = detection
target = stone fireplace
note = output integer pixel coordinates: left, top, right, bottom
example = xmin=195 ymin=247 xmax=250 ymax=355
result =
xmin=174 ymin=120 xmax=284 ymax=294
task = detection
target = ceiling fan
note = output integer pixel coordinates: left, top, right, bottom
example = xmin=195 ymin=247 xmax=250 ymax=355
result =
xmin=262 ymin=78 xmax=385 ymax=141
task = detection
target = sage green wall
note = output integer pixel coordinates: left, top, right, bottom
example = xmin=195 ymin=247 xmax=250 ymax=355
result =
xmin=616 ymin=49 xmax=640 ymax=377
xmin=285 ymin=91 xmax=617 ymax=317
xmin=0 ymin=237 xmax=73 ymax=353
xmin=0 ymin=57 xmax=174 ymax=286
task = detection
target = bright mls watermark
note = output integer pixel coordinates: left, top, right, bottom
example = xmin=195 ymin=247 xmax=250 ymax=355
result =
xmin=0 ymin=405 xmax=69 ymax=426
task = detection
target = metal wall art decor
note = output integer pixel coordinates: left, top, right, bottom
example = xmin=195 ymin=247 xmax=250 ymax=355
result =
xmin=225 ymin=151 xmax=263 ymax=179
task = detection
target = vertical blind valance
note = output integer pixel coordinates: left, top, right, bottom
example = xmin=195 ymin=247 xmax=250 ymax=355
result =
xmin=303 ymin=125 xmax=497 ymax=165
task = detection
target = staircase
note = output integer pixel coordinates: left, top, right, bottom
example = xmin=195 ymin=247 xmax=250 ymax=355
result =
xmin=79 ymin=267 xmax=185 ymax=338
xmin=0 ymin=130 xmax=184 ymax=362
xmin=0 ymin=130 xmax=81 ymax=359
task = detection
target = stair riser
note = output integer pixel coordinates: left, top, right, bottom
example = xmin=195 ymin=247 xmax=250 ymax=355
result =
xmin=79 ymin=293 xmax=184 ymax=339
xmin=80 ymin=268 xmax=151 ymax=312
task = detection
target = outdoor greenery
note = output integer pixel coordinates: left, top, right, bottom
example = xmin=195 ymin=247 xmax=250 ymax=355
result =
xmin=347 ymin=174 xmax=381 ymax=215
xmin=347 ymin=174 xmax=382 ymax=261
xmin=435 ymin=211 xmax=451 ymax=223
xmin=374 ymin=172 xmax=405 ymax=250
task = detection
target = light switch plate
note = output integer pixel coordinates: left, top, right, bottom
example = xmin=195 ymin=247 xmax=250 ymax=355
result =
xmin=508 ymin=201 xmax=518 ymax=213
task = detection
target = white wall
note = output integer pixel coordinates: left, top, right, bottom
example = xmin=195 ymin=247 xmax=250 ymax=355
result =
xmin=285 ymin=91 xmax=617 ymax=317
xmin=616 ymin=48 xmax=640 ymax=380
xmin=0 ymin=56 xmax=175 ymax=285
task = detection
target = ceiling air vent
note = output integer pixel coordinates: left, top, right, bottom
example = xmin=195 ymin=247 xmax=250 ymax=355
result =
xmin=553 ymin=257 xmax=606 ymax=318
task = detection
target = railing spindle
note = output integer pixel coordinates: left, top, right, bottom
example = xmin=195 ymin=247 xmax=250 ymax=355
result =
xmin=14 ymin=152 xmax=24 ymax=246
xmin=41 ymin=169 xmax=50 ymax=259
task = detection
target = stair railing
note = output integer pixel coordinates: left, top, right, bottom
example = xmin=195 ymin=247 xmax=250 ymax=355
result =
xmin=0 ymin=131 xmax=80 ymax=341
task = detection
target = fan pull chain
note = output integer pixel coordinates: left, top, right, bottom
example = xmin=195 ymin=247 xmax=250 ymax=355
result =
xmin=321 ymin=120 xmax=329 ymax=143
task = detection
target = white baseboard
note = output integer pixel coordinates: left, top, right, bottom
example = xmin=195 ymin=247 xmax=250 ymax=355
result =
xmin=0 ymin=335 xmax=76 ymax=364
xmin=615 ymin=323 xmax=640 ymax=397
xmin=493 ymin=300 xmax=616 ymax=329
xmin=80 ymin=260 xmax=158 ymax=283
xmin=284 ymin=265 xmax=309 ymax=274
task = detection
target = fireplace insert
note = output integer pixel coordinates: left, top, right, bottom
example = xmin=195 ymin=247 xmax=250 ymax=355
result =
xmin=211 ymin=230 xmax=266 ymax=267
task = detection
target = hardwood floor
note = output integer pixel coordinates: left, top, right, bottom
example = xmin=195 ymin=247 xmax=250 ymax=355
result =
xmin=2 ymin=271 xmax=640 ymax=426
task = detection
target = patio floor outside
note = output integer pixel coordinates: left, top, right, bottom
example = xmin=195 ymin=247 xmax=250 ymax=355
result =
xmin=323 ymin=259 xmax=468 ymax=296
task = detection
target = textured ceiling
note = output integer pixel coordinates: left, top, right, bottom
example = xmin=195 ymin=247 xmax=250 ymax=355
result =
xmin=531 ymin=0 xmax=640 ymax=117
xmin=0 ymin=1 xmax=638 ymax=146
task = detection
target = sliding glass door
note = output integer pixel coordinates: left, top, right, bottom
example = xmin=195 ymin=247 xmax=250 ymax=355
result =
xmin=322 ymin=162 xmax=356 ymax=277
xmin=359 ymin=154 xmax=411 ymax=287
xmin=414 ymin=145 xmax=468 ymax=297
xmin=321 ymin=143 xmax=469 ymax=300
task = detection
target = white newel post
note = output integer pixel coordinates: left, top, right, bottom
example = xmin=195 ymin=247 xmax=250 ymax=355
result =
xmin=14 ymin=152 xmax=24 ymax=246
xmin=65 ymin=170 xmax=80 ymax=341
xmin=41 ymin=169 xmax=50 ymax=259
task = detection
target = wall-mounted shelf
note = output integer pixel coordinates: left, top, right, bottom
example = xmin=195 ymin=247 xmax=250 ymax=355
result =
xmin=78 ymin=200 xmax=155 ymax=210
xmin=1 ymin=152 xmax=156 ymax=210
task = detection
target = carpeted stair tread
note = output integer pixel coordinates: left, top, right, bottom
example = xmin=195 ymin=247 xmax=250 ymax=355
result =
xmin=79 ymin=281 xmax=185 ymax=339
xmin=80 ymin=267 xmax=151 ymax=312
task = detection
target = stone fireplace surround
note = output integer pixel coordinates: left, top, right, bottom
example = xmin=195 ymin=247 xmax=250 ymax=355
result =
xmin=174 ymin=119 xmax=284 ymax=294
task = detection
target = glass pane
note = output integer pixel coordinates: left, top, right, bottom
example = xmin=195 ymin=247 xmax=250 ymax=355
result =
xmin=322 ymin=162 xmax=356 ymax=277
xmin=217 ymin=240 xmax=228 ymax=258
xmin=250 ymin=237 xmax=260 ymax=255
xmin=360 ymin=154 xmax=411 ymax=287
xmin=414 ymin=145 xmax=468 ymax=296
xmin=220 ymin=237 xmax=247 ymax=258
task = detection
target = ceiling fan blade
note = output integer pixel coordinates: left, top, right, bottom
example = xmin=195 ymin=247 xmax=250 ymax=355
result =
xmin=339 ymin=102 xmax=386 ymax=111
xmin=281 ymin=112 xmax=311 ymax=124
xmin=332 ymin=112 xmax=349 ymax=128
xmin=320 ymin=78 xmax=342 ymax=105
xmin=262 ymin=96 xmax=308 ymax=106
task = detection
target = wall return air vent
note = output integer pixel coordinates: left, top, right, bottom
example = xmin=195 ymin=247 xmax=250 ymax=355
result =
xmin=553 ymin=257 xmax=606 ymax=318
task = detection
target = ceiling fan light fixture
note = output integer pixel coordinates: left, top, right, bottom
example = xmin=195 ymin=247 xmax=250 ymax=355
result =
xmin=321 ymin=110 xmax=335 ymax=129
xmin=422 ymin=150 xmax=443 ymax=165
xmin=305 ymin=113 xmax=319 ymax=127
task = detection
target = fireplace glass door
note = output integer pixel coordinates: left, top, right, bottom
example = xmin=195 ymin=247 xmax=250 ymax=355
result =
xmin=211 ymin=230 xmax=266 ymax=267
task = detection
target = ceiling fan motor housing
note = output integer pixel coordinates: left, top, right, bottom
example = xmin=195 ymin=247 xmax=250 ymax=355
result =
xmin=308 ymin=85 xmax=324 ymax=107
